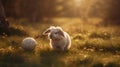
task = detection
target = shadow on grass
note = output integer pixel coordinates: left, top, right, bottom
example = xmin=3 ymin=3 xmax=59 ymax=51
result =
xmin=8 ymin=27 xmax=28 ymax=36
xmin=0 ymin=47 xmax=25 ymax=63
xmin=39 ymin=49 xmax=69 ymax=67
xmin=67 ymin=56 xmax=93 ymax=67
xmin=0 ymin=27 xmax=28 ymax=37
xmin=105 ymin=62 xmax=120 ymax=67
xmin=92 ymin=62 xmax=104 ymax=67
xmin=78 ymin=42 xmax=120 ymax=54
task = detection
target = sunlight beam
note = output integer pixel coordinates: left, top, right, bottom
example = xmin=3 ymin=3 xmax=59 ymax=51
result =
xmin=74 ymin=0 xmax=83 ymax=6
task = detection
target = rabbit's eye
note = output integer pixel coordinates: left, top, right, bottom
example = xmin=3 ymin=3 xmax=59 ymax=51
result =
xmin=55 ymin=32 xmax=57 ymax=34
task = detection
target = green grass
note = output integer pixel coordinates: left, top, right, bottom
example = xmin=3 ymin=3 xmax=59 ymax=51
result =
xmin=0 ymin=18 xmax=120 ymax=67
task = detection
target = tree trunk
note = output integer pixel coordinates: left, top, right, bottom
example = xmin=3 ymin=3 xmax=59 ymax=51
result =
xmin=0 ymin=0 xmax=6 ymax=19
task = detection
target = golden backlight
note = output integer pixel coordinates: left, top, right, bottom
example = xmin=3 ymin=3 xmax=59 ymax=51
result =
xmin=0 ymin=0 xmax=120 ymax=67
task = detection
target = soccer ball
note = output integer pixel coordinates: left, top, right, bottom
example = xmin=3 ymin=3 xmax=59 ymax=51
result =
xmin=22 ymin=37 xmax=37 ymax=51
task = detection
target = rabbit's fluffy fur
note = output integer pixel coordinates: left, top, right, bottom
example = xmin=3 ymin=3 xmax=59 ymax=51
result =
xmin=43 ymin=26 xmax=71 ymax=51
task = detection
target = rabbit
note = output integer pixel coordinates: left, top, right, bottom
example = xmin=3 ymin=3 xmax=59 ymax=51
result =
xmin=43 ymin=26 xmax=71 ymax=51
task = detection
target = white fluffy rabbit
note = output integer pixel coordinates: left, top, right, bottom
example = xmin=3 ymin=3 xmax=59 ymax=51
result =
xmin=43 ymin=26 xmax=71 ymax=51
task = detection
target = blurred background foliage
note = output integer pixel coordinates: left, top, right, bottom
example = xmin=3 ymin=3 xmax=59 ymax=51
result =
xmin=0 ymin=0 xmax=120 ymax=66
xmin=0 ymin=0 xmax=120 ymax=24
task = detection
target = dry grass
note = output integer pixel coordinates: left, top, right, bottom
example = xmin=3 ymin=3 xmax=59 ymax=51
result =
xmin=0 ymin=18 xmax=120 ymax=67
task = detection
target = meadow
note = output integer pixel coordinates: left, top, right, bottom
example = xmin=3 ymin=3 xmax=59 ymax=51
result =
xmin=0 ymin=18 xmax=120 ymax=67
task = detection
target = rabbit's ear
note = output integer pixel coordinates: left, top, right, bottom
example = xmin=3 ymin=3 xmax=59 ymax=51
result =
xmin=43 ymin=26 xmax=55 ymax=35
xmin=58 ymin=30 xmax=64 ymax=37
xmin=43 ymin=29 xmax=51 ymax=35
xmin=56 ymin=26 xmax=63 ymax=31
xmin=56 ymin=26 xmax=64 ymax=37
xmin=50 ymin=26 xmax=56 ymax=29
